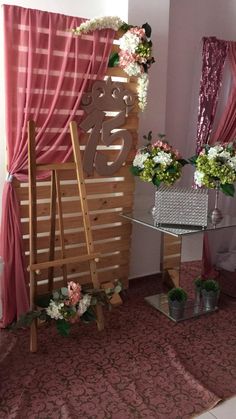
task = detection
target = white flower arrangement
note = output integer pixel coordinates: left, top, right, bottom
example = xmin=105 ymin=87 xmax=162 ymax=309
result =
xmin=72 ymin=16 xmax=155 ymax=112
xmin=131 ymin=132 xmax=187 ymax=187
xmin=190 ymin=142 xmax=236 ymax=196
xmin=72 ymin=16 xmax=123 ymax=35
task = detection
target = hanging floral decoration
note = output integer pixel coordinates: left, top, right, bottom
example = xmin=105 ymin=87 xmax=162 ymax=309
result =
xmin=72 ymin=16 xmax=155 ymax=111
xmin=189 ymin=142 xmax=236 ymax=196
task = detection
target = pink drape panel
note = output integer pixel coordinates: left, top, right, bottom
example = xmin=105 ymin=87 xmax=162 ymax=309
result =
xmin=0 ymin=5 xmax=115 ymax=327
xmin=196 ymin=37 xmax=228 ymax=276
xmin=196 ymin=37 xmax=228 ymax=153
xmin=210 ymin=42 xmax=236 ymax=144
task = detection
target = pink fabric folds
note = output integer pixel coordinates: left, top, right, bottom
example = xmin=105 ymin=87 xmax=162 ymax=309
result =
xmin=210 ymin=42 xmax=236 ymax=143
xmin=196 ymin=37 xmax=228 ymax=153
xmin=0 ymin=5 xmax=115 ymax=327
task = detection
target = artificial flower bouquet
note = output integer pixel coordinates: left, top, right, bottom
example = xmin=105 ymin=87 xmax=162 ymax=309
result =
xmin=131 ymin=132 xmax=187 ymax=187
xmin=13 ymin=280 xmax=122 ymax=336
xmin=190 ymin=142 xmax=236 ymax=196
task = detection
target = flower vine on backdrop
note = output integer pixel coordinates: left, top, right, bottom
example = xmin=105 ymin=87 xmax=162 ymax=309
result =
xmin=190 ymin=142 xmax=236 ymax=196
xmin=72 ymin=16 xmax=155 ymax=111
xmin=13 ymin=280 xmax=122 ymax=336
xmin=131 ymin=132 xmax=187 ymax=187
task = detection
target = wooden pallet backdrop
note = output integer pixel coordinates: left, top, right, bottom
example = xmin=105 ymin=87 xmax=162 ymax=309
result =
xmin=13 ymin=33 xmax=139 ymax=295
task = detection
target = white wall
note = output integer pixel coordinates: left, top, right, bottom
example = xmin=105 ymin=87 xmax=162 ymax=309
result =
xmin=128 ymin=0 xmax=170 ymax=278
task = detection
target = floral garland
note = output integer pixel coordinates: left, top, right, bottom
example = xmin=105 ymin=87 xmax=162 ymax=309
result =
xmin=72 ymin=16 xmax=123 ymax=35
xmin=190 ymin=142 xmax=236 ymax=196
xmin=13 ymin=280 xmax=122 ymax=336
xmin=131 ymin=132 xmax=187 ymax=187
xmin=72 ymin=16 xmax=155 ymax=111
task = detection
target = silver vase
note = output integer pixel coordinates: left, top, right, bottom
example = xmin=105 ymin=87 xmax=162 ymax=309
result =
xmin=209 ymin=183 xmax=223 ymax=225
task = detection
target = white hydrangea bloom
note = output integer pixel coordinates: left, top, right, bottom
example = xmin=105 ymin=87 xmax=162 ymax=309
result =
xmin=194 ymin=170 xmax=205 ymax=187
xmin=78 ymin=294 xmax=92 ymax=316
xmin=46 ymin=300 xmax=64 ymax=320
xmin=207 ymin=145 xmax=223 ymax=159
xmin=133 ymin=152 xmax=149 ymax=169
xmin=228 ymin=156 xmax=236 ymax=170
xmin=119 ymin=32 xmax=140 ymax=53
xmin=124 ymin=62 xmax=141 ymax=77
xmin=153 ymin=151 xmax=172 ymax=167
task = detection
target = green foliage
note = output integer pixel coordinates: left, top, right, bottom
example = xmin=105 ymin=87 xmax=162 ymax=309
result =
xmin=130 ymin=165 xmax=142 ymax=176
xmin=220 ymin=183 xmax=235 ymax=197
xmin=167 ymin=287 xmax=188 ymax=302
xmin=80 ymin=306 xmax=96 ymax=323
xmin=12 ymin=280 xmax=123 ymax=336
xmin=56 ymin=319 xmax=71 ymax=337
xmin=194 ymin=277 xmax=205 ymax=289
xmin=202 ymin=279 xmax=220 ymax=292
xmin=108 ymin=52 xmax=119 ymax=68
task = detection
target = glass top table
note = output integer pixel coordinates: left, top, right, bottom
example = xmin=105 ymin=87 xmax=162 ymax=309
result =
xmin=122 ymin=210 xmax=236 ymax=237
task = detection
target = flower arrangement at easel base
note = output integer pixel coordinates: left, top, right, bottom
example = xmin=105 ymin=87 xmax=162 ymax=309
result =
xmin=13 ymin=280 xmax=122 ymax=336
xmin=72 ymin=16 xmax=155 ymax=111
xmin=130 ymin=132 xmax=188 ymax=187
xmin=190 ymin=142 xmax=236 ymax=196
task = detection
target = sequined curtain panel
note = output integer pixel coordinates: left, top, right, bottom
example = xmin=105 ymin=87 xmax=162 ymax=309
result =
xmin=196 ymin=37 xmax=228 ymax=153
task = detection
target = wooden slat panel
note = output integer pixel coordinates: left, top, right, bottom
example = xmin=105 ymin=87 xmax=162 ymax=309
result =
xmin=16 ymin=179 xmax=135 ymax=201
xmin=20 ymin=194 xmax=134 ymax=217
xmin=36 ymin=265 xmax=129 ymax=295
xmin=14 ymin=61 xmax=139 ymax=294
xmin=22 ymin=224 xmax=132 ymax=250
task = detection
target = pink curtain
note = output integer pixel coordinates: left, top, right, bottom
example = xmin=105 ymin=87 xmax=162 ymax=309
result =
xmin=196 ymin=37 xmax=228 ymax=275
xmin=0 ymin=5 xmax=115 ymax=327
xmin=196 ymin=37 xmax=228 ymax=153
xmin=210 ymin=42 xmax=236 ymax=144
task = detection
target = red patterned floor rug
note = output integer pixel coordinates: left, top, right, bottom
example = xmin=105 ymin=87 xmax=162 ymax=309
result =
xmin=1 ymin=263 xmax=236 ymax=419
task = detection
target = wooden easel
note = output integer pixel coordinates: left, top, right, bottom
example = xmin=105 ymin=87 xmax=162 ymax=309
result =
xmin=28 ymin=120 xmax=105 ymax=352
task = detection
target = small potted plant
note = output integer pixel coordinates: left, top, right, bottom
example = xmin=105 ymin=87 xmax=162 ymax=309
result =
xmin=167 ymin=287 xmax=188 ymax=320
xmin=201 ymin=279 xmax=220 ymax=310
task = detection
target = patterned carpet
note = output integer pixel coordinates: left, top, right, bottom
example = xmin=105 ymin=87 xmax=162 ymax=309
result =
xmin=1 ymin=262 xmax=236 ymax=419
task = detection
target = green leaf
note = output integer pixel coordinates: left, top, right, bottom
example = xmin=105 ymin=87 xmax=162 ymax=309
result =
xmin=11 ymin=310 xmax=42 ymax=329
xmin=188 ymin=155 xmax=198 ymax=165
xmin=142 ymin=22 xmax=152 ymax=38
xmin=119 ymin=22 xmax=133 ymax=32
xmin=60 ymin=287 xmax=68 ymax=297
xmin=52 ymin=291 xmax=60 ymax=300
xmin=220 ymin=183 xmax=235 ymax=197
xmin=130 ymin=165 xmax=141 ymax=176
xmin=108 ymin=52 xmax=119 ymax=68
xmin=80 ymin=307 xmax=96 ymax=323
xmin=56 ymin=319 xmax=70 ymax=337
xmin=153 ymin=178 xmax=161 ymax=187
xmin=167 ymin=166 xmax=177 ymax=174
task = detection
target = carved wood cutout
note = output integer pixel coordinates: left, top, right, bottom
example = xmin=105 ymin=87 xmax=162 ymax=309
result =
xmin=80 ymin=77 xmax=135 ymax=176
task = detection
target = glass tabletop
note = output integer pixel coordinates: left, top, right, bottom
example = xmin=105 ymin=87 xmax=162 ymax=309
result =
xmin=122 ymin=210 xmax=236 ymax=237
xmin=145 ymin=293 xmax=218 ymax=322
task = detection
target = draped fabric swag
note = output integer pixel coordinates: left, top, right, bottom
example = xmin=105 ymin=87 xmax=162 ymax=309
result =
xmin=0 ymin=5 xmax=115 ymax=327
